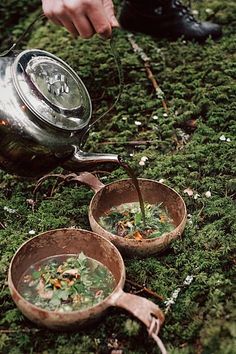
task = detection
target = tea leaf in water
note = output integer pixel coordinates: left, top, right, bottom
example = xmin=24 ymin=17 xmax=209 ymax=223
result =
xmin=32 ymin=271 xmax=41 ymax=280
xmin=18 ymin=253 xmax=115 ymax=312
xmin=99 ymin=202 xmax=175 ymax=239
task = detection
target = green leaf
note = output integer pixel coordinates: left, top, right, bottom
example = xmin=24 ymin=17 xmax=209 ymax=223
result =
xmin=32 ymin=271 xmax=41 ymax=280
xmin=134 ymin=212 xmax=142 ymax=225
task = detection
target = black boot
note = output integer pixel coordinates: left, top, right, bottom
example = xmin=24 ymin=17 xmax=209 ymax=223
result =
xmin=119 ymin=0 xmax=222 ymax=42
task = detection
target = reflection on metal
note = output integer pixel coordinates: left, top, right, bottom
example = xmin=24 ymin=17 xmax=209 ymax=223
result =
xmin=46 ymin=74 xmax=70 ymax=96
xmin=0 ymin=49 xmax=119 ymax=177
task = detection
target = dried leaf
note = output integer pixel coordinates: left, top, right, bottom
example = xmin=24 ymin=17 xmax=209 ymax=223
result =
xmin=134 ymin=231 xmax=143 ymax=241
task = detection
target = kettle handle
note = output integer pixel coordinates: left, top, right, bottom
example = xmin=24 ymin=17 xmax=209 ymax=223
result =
xmin=0 ymin=13 xmax=45 ymax=57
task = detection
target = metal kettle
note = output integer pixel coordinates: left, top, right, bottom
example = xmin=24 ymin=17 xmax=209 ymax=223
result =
xmin=0 ymin=17 xmax=119 ymax=178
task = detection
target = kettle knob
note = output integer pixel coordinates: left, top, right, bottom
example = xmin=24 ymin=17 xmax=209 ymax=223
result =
xmin=13 ymin=49 xmax=92 ymax=131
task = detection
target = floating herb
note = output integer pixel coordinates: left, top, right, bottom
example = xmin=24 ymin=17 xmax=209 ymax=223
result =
xmin=99 ymin=202 xmax=175 ymax=240
xmin=18 ymin=253 xmax=115 ymax=312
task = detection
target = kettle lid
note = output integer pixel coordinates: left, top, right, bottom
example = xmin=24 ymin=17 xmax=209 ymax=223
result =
xmin=12 ymin=49 xmax=92 ymax=131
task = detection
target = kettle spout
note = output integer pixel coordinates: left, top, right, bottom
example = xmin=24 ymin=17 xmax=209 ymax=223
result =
xmin=62 ymin=148 xmax=121 ymax=172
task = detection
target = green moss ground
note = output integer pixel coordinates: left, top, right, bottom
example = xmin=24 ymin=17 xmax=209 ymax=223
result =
xmin=0 ymin=1 xmax=236 ymax=353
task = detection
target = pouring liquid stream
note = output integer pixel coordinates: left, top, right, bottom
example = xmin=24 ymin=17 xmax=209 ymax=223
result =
xmin=79 ymin=36 xmax=146 ymax=225
xmin=119 ymin=160 xmax=146 ymax=226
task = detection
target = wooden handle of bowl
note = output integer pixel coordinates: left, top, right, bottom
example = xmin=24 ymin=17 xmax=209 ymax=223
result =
xmin=70 ymin=172 xmax=105 ymax=193
xmin=111 ymin=290 xmax=167 ymax=354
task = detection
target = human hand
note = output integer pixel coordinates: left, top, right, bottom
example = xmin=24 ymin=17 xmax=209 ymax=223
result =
xmin=41 ymin=0 xmax=119 ymax=39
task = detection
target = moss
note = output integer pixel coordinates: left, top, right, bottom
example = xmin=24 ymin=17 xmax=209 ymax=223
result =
xmin=0 ymin=0 xmax=236 ymax=353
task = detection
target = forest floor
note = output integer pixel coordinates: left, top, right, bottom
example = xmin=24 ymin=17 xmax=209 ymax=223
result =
xmin=0 ymin=1 xmax=235 ymax=353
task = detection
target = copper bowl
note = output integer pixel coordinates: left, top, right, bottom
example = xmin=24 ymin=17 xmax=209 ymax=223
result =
xmin=8 ymin=229 xmax=164 ymax=335
xmin=74 ymin=173 xmax=187 ymax=257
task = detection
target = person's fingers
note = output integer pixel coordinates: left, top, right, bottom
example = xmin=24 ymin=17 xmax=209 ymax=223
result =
xmin=71 ymin=14 xmax=95 ymax=39
xmin=42 ymin=0 xmax=79 ymax=37
xmin=88 ymin=7 xmax=112 ymax=39
xmin=103 ymin=0 xmax=119 ymax=28
xmin=41 ymin=0 xmax=117 ymax=39
xmin=49 ymin=17 xmax=63 ymax=26
xmin=42 ymin=0 xmax=62 ymax=26
xmin=58 ymin=13 xmax=80 ymax=37
xmin=64 ymin=0 xmax=112 ymax=39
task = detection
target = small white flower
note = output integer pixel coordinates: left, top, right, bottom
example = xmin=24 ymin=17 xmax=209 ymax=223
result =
xmin=159 ymin=178 xmax=165 ymax=183
xmin=194 ymin=193 xmax=200 ymax=200
xmin=182 ymin=40 xmax=187 ymax=44
xmin=192 ymin=9 xmax=199 ymax=15
xmin=164 ymin=299 xmax=175 ymax=307
xmin=164 ymin=288 xmax=181 ymax=306
xmin=205 ymin=191 xmax=211 ymax=198
xmin=134 ymin=121 xmax=142 ymax=126
xmin=129 ymin=153 xmax=134 ymax=157
xmin=139 ymin=156 xmax=148 ymax=166
xmin=220 ymin=135 xmax=231 ymax=142
xmin=140 ymin=156 xmax=148 ymax=162
xmin=3 ymin=206 xmax=16 ymax=214
xmin=122 ymin=116 xmax=127 ymax=120
xmin=205 ymin=8 xmax=213 ymax=14
xmin=187 ymin=214 xmax=193 ymax=224
xmin=184 ymin=188 xmax=194 ymax=196
xmin=28 ymin=230 xmax=36 ymax=235
xmin=139 ymin=160 xmax=145 ymax=166
xmin=152 ymin=115 xmax=158 ymax=120
xmin=184 ymin=275 xmax=194 ymax=286
xmin=172 ymin=288 xmax=181 ymax=299
xmin=26 ymin=199 xmax=35 ymax=206
xmin=163 ymin=113 xmax=168 ymax=117
xmin=219 ymin=135 xmax=226 ymax=141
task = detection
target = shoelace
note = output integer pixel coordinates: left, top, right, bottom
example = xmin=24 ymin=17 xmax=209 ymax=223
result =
xmin=171 ymin=0 xmax=199 ymax=23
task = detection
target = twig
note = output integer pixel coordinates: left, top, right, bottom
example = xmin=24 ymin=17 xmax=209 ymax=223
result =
xmin=0 ymin=221 xmax=6 ymax=229
xmin=126 ymin=278 xmax=164 ymax=301
xmin=98 ymin=140 xmax=155 ymax=146
xmin=144 ymin=62 xmax=168 ymax=112
xmin=0 ymin=328 xmax=41 ymax=334
xmin=127 ymin=34 xmax=168 ymax=113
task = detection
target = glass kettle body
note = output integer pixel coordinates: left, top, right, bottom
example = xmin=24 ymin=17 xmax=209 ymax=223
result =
xmin=0 ymin=49 xmax=119 ymax=177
